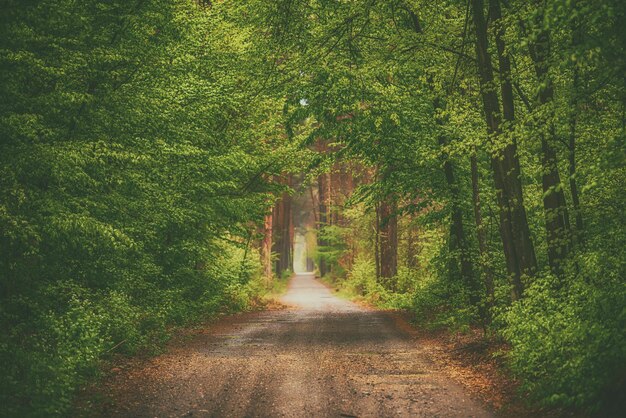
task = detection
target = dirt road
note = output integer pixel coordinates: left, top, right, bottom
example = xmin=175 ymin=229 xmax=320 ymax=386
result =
xmin=89 ymin=273 xmax=494 ymax=417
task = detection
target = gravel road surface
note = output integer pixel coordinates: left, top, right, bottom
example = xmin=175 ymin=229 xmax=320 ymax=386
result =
xmin=90 ymin=273 xmax=494 ymax=418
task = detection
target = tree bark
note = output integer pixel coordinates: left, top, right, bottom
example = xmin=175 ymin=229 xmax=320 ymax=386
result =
xmin=525 ymin=0 xmax=572 ymax=274
xmin=568 ymin=1 xmax=585 ymax=244
xmin=378 ymin=198 xmax=398 ymax=281
xmin=317 ymin=171 xmax=328 ymax=277
xmin=439 ymin=135 xmax=479 ymax=307
xmin=374 ymin=201 xmax=381 ymax=279
xmin=568 ymin=102 xmax=584 ymax=239
xmin=272 ymin=175 xmax=293 ymax=276
xmin=472 ymin=0 xmax=537 ymax=300
xmin=406 ymin=215 xmax=419 ymax=268
xmin=260 ymin=212 xmax=273 ymax=282
xmin=471 ymin=151 xmax=495 ymax=310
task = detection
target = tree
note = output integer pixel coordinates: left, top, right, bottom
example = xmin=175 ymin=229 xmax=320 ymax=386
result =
xmin=471 ymin=0 xmax=537 ymax=299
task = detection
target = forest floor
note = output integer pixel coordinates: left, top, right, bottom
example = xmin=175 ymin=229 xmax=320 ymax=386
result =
xmin=77 ymin=273 xmax=534 ymax=417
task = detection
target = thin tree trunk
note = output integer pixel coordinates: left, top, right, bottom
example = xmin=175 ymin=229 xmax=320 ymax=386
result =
xmin=281 ymin=175 xmax=293 ymax=274
xmin=406 ymin=216 xmax=418 ymax=268
xmin=272 ymin=176 xmax=293 ymax=276
xmin=378 ymin=198 xmax=398 ymax=281
xmin=568 ymin=107 xmax=584 ymax=237
xmin=541 ymin=132 xmax=571 ymax=274
xmin=568 ymin=2 xmax=585 ymax=244
xmin=261 ymin=212 xmax=273 ymax=282
xmin=309 ymin=184 xmax=318 ymax=224
xmin=525 ymin=0 xmax=572 ymax=274
xmin=439 ymin=136 xmax=480 ymax=307
xmin=271 ymin=199 xmax=282 ymax=276
xmin=471 ymin=151 xmax=495 ymax=311
xmin=374 ymin=201 xmax=381 ymax=280
xmin=331 ymin=167 xmax=340 ymax=225
xmin=491 ymin=0 xmax=538 ymax=289
xmin=317 ymin=172 xmax=328 ymax=277
xmin=327 ymin=171 xmax=333 ymax=226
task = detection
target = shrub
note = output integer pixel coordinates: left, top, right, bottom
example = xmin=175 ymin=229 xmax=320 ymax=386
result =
xmin=0 ymin=242 xmax=262 ymax=417
xmin=502 ymin=268 xmax=626 ymax=411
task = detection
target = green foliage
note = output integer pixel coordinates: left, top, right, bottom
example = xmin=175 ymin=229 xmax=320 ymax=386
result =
xmin=0 ymin=243 xmax=263 ymax=417
xmin=503 ymin=268 xmax=626 ymax=410
xmin=1 ymin=0 xmax=624 ymax=415
xmin=0 ymin=0 xmax=289 ymax=416
xmin=315 ymin=224 xmax=348 ymax=277
xmin=280 ymin=268 xmax=294 ymax=281
xmin=342 ymin=257 xmax=379 ymax=298
xmin=411 ymin=276 xmax=477 ymax=333
xmin=331 ymin=258 xmax=412 ymax=311
xmin=259 ymin=0 xmax=625 ymax=413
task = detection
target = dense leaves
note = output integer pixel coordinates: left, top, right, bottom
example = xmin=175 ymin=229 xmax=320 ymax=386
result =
xmin=0 ymin=1 xmax=295 ymax=415
xmin=1 ymin=0 xmax=625 ymax=416
xmin=259 ymin=0 xmax=625 ymax=413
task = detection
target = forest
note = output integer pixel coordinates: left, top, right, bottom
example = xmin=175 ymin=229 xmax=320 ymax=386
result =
xmin=0 ymin=0 xmax=624 ymax=416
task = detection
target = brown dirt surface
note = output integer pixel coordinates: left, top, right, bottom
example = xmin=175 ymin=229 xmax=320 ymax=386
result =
xmin=389 ymin=314 xmax=588 ymax=418
xmin=77 ymin=274 xmax=498 ymax=417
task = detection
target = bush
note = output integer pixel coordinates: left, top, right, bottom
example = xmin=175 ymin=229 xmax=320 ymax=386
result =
xmin=411 ymin=272 xmax=476 ymax=331
xmin=0 ymin=243 xmax=263 ymax=417
xmin=502 ymin=268 xmax=626 ymax=411
xmin=333 ymin=257 xmax=414 ymax=310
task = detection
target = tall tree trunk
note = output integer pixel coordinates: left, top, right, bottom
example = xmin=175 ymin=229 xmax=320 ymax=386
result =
xmin=472 ymin=0 xmax=537 ymax=300
xmin=271 ymin=199 xmax=282 ymax=275
xmin=283 ymin=176 xmax=293 ymax=274
xmin=330 ymin=167 xmax=340 ymax=225
xmin=526 ymin=0 xmax=572 ymax=274
xmin=490 ymin=0 xmax=538 ymax=290
xmin=409 ymin=9 xmax=480 ymax=308
xmin=374 ymin=201 xmax=381 ymax=279
xmin=568 ymin=1 xmax=585 ymax=244
xmin=378 ymin=198 xmax=398 ymax=282
xmin=439 ymin=136 xmax=480 ymax=307
xmin=260 ymin=212 xmax=273 ymax=282
xmin=406 ymin=215 xmax=419 ymax=268
xmin=272 ymin=175 xmax=293 ymax=276
xmin=317 ymin=171 xmax=328 ymax=277
xmin=327 ymin=170 xmax=333 ymax=226
xmin=408 ymin=3 xmax=526 ymax=300
xmin=471 ymin=151 xmax=495 ymax=310
xmin=568 ymin=100 xmax=584 ymax=239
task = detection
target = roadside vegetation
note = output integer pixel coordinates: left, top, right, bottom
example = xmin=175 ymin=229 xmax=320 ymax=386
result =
xmin=1 ymin=0 xmax=624 ymax=416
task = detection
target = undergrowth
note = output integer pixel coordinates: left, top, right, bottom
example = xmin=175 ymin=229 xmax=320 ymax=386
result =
xmin=0 ymin=245 xmax=267 ymax=417
xmin=324 ymin=254 xmax=626 ymax=415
